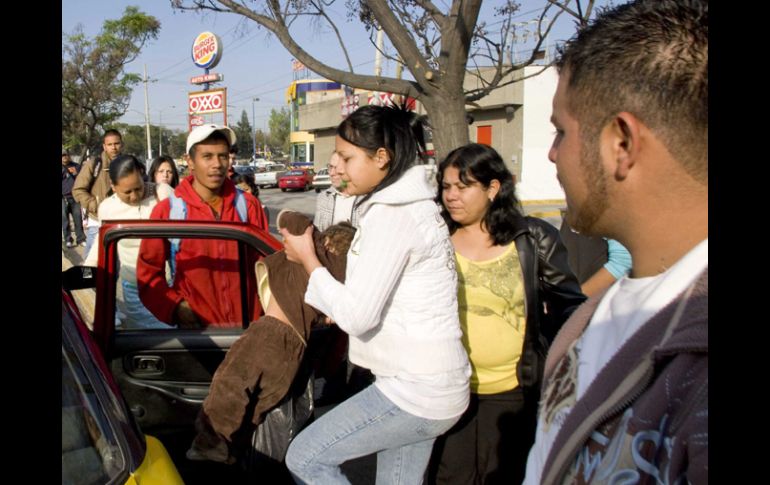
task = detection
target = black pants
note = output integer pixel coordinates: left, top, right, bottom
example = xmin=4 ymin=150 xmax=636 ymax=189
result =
xmin=428 ymin=387 xmax=538 ymax=485
xmin=62 ymin=195 xmax=85 ymax=244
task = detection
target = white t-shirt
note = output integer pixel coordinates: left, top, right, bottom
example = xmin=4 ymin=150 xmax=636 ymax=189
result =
xmin=523 ymin=238 xmax=708 ymax=484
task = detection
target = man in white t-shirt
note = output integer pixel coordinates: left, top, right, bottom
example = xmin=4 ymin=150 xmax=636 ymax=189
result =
xmin=523 ymin=1 xmax=708 ymax=484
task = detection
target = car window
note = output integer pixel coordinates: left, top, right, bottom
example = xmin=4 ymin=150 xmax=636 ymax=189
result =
xmin=112 ymin=235 xmax=264 ymax=331
xmin=62 ymin=339 xmax=126 ymax=484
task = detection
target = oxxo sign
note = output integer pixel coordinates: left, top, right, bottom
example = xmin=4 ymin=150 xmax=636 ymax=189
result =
xmin=191 ymin=32 xmax=222 ymax=69
xmin=188 ymin=89 xmax=226 ymax=115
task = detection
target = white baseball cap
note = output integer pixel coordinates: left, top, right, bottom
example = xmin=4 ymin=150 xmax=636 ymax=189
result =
xmin=186 ymin=124 xmax=237 ymax=154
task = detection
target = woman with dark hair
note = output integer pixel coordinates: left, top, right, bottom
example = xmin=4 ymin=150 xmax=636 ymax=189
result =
xmin=148 ymin=155 xmax=180 ymax=188
xmin=84 ymin=154 xmax=173 ymax=329
xmin=427 ymin=143 xmax=585 ymax=485
xmin=282 ymin=105 xmax=471 ymax=484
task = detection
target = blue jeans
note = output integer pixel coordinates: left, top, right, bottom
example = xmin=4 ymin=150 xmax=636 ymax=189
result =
xmin=119 ymin=280 xmax=173 ymax=329
xmin=61 ymin=196 xmax=85 ymax=243
xmin=286 ymin=384 xmax=460 ymax=485
xmin=84 ymin=223 xmax=100 ymax=259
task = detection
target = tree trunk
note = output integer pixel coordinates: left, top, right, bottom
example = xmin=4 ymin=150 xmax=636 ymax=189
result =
xmin=422 ymin=95 xmax=470 ymax=162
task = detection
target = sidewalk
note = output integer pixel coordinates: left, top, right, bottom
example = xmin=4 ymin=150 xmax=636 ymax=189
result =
xmin=62 ymin=244 xmax=96 ymax=328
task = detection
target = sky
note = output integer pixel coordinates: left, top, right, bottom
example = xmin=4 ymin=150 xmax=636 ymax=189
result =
xmin=62 ymin=0 xmax=619 ymax=136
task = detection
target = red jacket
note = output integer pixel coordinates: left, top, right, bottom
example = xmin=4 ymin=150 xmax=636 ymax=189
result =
xmin=136 ymin=176 xmax=269 ymax=327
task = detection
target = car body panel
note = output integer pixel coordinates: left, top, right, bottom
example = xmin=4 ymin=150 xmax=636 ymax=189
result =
xmin=278 ymin=170 xmax=314 ymax=191
xmin=312 ymin=168 xmax=332 ymax=193
xmin=62 ymin=290 xmax=183 ymax=485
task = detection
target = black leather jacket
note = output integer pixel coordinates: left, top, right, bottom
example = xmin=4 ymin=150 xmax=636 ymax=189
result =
xmin=512 ymin=216 xmax=586 ymax=391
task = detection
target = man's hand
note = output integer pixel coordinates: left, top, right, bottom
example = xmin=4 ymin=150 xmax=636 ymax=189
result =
xmin=173 ymin=300 xmax=202 ymax=328
xmin=67 ymin=167 xmax=77 ymax=175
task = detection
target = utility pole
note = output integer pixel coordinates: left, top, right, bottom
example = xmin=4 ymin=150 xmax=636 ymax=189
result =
xmin=374 ymin=27 xmax=384 ymax=77
xmin=143 ymin=64 xmax=152 ymax=162
xmin=252 ymin=97 xmax=259 ymax=161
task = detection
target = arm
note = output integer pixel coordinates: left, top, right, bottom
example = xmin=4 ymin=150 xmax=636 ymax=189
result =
xmin=135 ymin=201 xmax=184 ymax=324
xmin=284 ymin=205 xmax=414 ymax=336
xmin=71 ymin=158 xmax=98 ymax=215
xmin=581 ymin=239 xmax=631 ymax=297
xmin=530 ymin=219 xmax=587 ymax=343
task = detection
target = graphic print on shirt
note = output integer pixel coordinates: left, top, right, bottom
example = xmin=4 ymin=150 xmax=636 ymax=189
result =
xmin=541 ymin=341 xmax=579 ymax=433
xmin=456 ymin=246 xmax=525 ymax=331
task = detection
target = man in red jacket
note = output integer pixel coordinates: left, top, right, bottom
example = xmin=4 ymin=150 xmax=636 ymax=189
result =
xmin=137 ymin=124 xmax=270 ymax=328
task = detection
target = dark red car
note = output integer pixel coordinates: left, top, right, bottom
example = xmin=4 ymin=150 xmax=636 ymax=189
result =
xmin=278 ymin=169 xmax=314 ymax=192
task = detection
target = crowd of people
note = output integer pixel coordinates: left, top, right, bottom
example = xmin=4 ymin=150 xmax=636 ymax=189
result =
xmin=62 ymin=0 xmax=707 ymax=483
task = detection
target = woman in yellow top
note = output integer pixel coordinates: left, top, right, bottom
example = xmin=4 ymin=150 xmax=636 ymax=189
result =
xmin=428 ymin=143 xmax=585 ymax=484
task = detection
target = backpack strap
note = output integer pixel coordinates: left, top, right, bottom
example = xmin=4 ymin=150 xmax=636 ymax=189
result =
xmin=233 ymin=188 xmax=247 ymax=222
xmin=167 ymin=194 xmax=187 ymax=285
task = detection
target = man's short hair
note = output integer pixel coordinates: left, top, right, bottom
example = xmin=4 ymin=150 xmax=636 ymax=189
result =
xmin=556 ymin=0 xmax=707 ymax=184
xmin=103 ymin=129 xmax=122 ymax=141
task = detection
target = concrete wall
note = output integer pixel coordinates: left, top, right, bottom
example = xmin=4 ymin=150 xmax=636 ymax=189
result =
xmin=518 ymin=66 xmax=563 ymax=201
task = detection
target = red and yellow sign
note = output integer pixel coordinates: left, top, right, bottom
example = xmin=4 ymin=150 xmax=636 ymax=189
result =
xmin=188 ymin=89 xmax=226 ymax=115
xmin=191 ymin=32 xmax=222 ymax=69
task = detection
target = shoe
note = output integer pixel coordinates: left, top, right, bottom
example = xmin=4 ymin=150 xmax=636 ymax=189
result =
xmin=76 ymin=239 xmax=86 ymax=247
xmin=66 ymin=241 xmax=75 ymax=248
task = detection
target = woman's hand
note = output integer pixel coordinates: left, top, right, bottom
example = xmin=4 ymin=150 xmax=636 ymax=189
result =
xmin=280 ymin=225 xmax=323 ymax=275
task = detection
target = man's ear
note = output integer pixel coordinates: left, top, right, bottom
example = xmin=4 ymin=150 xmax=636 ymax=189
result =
xmin=374 ymin=148 xmax=390 ymax=169
xmin=605 ymin=112 xmax=642 ymax=180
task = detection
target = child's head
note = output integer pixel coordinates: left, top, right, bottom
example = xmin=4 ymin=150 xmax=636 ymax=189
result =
xmin=321 ymin=222 xmax=356 ymax=256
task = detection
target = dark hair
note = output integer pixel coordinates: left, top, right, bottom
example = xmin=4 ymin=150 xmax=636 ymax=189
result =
xmin=436 ymin=143 xmax=523 ymax=245
xmin=148 ymin=155 xmax=180 ymax=188
xmin=337 ymin=105 xmax=426 ymax=205
xmin=108 ymin=154 xmax=145 ymax=185
xmin=103 ymin=129 xmax=122 ymax=142
xmin=231 ymin=173 xmax=259 ymax=198
xmin=556 ymin=0 xmax=707 ymax=184
xmin=229 ymin=145 xmax=238 ymax=155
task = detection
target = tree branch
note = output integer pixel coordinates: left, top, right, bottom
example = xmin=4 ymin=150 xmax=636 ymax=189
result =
xmin=308 ymin=0 xmax=354 ymax=72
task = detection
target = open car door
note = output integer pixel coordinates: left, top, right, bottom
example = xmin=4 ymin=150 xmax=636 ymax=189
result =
xmin=83 ymin=219 xmax=293 ymax=481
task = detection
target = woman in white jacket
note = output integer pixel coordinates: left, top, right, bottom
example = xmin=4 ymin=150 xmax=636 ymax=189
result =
xmin=283 ymin=105 xmax=471 ymax=484
xmin=85 ymin=154 xmax=173 ymax=329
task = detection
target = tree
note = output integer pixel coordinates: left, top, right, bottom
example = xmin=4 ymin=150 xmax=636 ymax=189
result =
xmin=171 ymin=0 xmax=595 ymax=158
xmin=268 ymin=108 xmax=291 ymax=154
xmin=62 ymin=7 xmax=160 ymax=157
xmin=232 ymin=110 xmax=254 ymax=157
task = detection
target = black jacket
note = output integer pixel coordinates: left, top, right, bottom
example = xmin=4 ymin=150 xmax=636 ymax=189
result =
xmin=511 ymin=216 xmax=586 ymax=391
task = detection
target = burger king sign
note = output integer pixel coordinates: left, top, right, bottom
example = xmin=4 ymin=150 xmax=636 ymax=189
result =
xmin=192 ymin=32 xmax=223 ymax=69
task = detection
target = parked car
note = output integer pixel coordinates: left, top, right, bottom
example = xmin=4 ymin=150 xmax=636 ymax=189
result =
xmin=233 ymin=165 xmax=256 ymax=176
xmin=312 ymin=168 xmax=332 ymax=193
xmin=62 ymin=288 xmax=184 ymax=485
xmin=254 ymin=165 xmax=287 ymax=188
xmin=278 ymin=170 xmax=314 ymax=192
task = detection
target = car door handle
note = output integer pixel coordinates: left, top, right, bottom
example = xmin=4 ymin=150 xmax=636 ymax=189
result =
xmin=131 ymin=355 xmax=165 ymax=376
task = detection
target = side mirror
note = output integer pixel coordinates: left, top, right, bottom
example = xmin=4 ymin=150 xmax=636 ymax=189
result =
xmin=62 ymin=266 xmax=97 ymax=291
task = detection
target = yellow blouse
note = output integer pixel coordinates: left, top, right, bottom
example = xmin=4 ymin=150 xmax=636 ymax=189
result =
xmin=455 ymin=243 xmax=526 ymax=394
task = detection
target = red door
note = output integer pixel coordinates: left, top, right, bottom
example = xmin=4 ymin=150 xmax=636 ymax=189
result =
xmin=477 ymin=125 xmax=492 ymax=146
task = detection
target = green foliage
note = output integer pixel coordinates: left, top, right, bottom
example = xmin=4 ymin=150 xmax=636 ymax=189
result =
xmin=268 ymin=108 xmax=291 ymax=154
xmin=232 ymin=110 xmax=254 ymax=157
xmin=62 ymin=6 xmax=160 ymax=157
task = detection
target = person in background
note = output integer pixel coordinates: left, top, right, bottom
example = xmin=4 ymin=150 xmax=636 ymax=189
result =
xmin=62 ymin=151 xmax=86 ymax=248
xmin=559 ymin=215 xmax=633 ymax=297
xmin=73 ymin=129 xmax=123 ymax=256
xmin=313 ymin=153 xmax=359 ymax=231
xmin=227 ymin=145 xmax=238 ymax=178
xmin=523 ymin=1 xmax=707 ymax=483
xmin=282 ymin=105 xmax=470 ymax=484
xmin=148 ymin=155 xmax=180 ymax=188
xmin=231 ymin=173 xmax=259 ymax=198
xmin=84 ymin=154 xmax=173 ymax=329
xmin=136 ymin=124 xmax=269 ymax=328
xmin=428 ymin=143 xmax=585 ymax=485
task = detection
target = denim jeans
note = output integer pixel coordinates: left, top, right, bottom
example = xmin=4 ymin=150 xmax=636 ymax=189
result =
xmin=61 ymin=196 xmax=85 ymax=244
xmin=119 ymin=280 xmax=173 ymax=329
xmin=286 ymin=384 xmax=460 ymax=485
xmin=84 ymin=223 xmax=100 ymax=259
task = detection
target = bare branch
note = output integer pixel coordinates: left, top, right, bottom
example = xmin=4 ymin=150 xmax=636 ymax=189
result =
xmin=308 ymin=0 xmax=354 ymax=72
xmin=411 ymin=0 xmax=446 ymax=26
xmin=464 ymin=64 xmax=552 ymax=102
